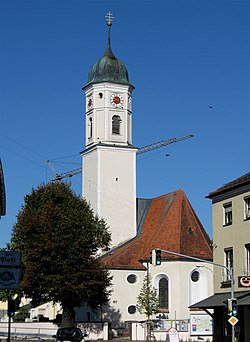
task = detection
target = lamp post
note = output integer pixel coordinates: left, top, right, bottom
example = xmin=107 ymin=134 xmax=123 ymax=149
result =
xmin=159 ymin=249 xmax=235 ymax=342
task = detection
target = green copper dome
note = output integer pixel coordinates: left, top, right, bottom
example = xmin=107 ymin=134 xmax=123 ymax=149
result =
xmin=85 ymin=27 xmax=131 ymax=87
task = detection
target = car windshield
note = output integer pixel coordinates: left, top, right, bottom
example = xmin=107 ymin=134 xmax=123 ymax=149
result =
xmin=57 ymin=328 xmax=82 ymax=341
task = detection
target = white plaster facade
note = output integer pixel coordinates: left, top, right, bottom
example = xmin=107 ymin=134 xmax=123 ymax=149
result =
xmin=82 ymin=79 xmax=137 ymax=247
xmin=82 ymin=144 xmax=137 ymax=247
xmin=83 ymin=82 xmax=133 ymax=148
xmin=104 ymin=261 xmax=213 ymax=324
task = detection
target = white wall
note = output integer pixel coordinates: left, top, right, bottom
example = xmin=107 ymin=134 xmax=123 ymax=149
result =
xmin=104 ymin=260 xmax=213 ymax=325
xmin=82 ymin=145 xmax=137 ymax=247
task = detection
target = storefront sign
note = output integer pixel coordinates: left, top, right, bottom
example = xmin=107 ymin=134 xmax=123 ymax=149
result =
xmin=238 ymin=276 xmax=250 ymax=287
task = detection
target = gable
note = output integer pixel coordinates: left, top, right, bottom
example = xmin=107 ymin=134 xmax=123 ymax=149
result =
xmin=101 ymin=189 xmax=212 ymax=269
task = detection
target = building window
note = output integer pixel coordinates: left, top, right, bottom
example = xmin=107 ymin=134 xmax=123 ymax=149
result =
xmin=244 ymin=197 xmax=250 ymax=220
xmin=159 ymin=278 xmax=168 ymax=310
xmin=112 ymin=115 xmax=121 ymax=135
xmin=191 ymin=270 xmax=200 ymax=282
xmin=225 ymin=249 xmax=233 ymax=281
xmin=127 ymin=305 xmax=136 ymax=314
xmin=245 ymin=244 xmax=250 ymax=276
xmin=224 ymin=203 xmax=232 ymax=226
xmin=127 ymin=274 xmax=137 ymax=284
xmin=88 ymin=118 xmax=93 ymax=138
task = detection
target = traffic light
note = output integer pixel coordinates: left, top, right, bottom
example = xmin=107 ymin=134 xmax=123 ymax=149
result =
xmin=227 ymin=298 xmax=232 ymax=316
xmin=8 ymin=298 xmax=16 ymax=318
xmin=227 ymin=298 xmax=238 ymax=316
xmin=231 ymin=299 xmax=238 ymax=316
xmin=152 ymin=249 xmax=161 ymax=266
xmin=156 ymin=249 xmax=161 ymax=265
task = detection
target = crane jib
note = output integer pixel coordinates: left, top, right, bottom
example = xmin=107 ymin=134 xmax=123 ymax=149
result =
xmin=48 ymin=134 xmax=194 ymax=181
xmin=136 ymin=134 xmax=194 ymax=155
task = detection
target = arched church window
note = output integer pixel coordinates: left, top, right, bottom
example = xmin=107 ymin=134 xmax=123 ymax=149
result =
xmin=88 ymin=118 xmax=93 ymax=138
xmin=112 ymin=115 xmax=121 ymax=135
xmin=159 ymin=278 xmax=168 ymax=310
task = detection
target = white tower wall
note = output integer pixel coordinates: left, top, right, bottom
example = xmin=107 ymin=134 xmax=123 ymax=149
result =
xmin=82 ymin=145 xmax=137 ymax=247
xmin=82 ymin=81 xmax=137 ymax=247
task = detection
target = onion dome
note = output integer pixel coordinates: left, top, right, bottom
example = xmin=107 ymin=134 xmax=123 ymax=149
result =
xmin=85 ymin=18 xmax=131 ymax=87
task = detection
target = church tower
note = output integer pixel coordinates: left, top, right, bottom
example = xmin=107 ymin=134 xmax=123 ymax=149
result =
xmin=81 ymin=13 xmax=137 ymax=247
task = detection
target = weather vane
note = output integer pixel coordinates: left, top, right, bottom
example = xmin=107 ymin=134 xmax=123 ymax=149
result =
xmin=105 ymin=11 xmax=114 ymax=27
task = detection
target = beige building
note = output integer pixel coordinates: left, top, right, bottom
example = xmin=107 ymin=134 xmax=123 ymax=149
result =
xmin=191 ymin=172 xmax=250 ymax=342
xmin=209 ymin=172 xmax=250 ymax=295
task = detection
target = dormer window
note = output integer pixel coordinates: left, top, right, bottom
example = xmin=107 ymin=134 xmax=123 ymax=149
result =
xmin=112 ymin=115 xmax=121 ymax=135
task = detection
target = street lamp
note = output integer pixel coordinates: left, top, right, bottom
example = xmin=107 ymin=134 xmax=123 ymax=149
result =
xmin=157 ymin=249 xmax=235 ymax=342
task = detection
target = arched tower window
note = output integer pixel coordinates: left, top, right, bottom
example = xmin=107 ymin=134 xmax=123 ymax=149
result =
xmin=88 ymin=118 xmax=93 ymax=138
xmin=159 ymin=278 xmax=169 ymax=310
xmin=112 ymin=115 xmax=121 ymax=135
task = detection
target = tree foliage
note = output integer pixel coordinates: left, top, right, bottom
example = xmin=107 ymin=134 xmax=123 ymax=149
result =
xmin=136 ymin=272 xmax=159 ymax=320
xmin=11 ymin=182 xmax=112 ymax=323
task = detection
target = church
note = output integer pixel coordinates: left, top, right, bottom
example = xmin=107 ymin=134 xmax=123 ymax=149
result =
xmin=79 ymin=13 xmax=214 ymax=340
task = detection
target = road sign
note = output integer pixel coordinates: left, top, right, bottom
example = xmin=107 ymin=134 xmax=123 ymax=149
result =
xmin=166 ymin=328 xmax=179 ymax=342
xmin=228 ymin=316 xmax=239 ymax=326
xmin=0 ymin=269 xmax=21 ymax=289
xmin=0 ymin=251 xmax=21 ymax=267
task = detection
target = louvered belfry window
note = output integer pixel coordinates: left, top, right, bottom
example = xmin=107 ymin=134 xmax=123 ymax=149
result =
xmin=112 ymin=115 xmax=121 ymax=135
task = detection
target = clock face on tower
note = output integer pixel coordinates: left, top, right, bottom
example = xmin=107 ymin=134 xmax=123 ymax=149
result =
xmin=110 ymin=93 xmax=124 ymax=108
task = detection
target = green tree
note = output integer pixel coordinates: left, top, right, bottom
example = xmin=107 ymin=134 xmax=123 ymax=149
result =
xmin=11 ymin=182 xmax=112 ymax=326
xmin=137 ymin=272 xmax=159 ymax=340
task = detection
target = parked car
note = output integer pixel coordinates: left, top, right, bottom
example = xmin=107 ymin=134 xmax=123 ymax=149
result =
xmin=53 ymin=327 xmax=85 ymax=342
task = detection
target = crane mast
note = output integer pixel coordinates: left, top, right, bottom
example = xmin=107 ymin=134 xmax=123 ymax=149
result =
xmin=48 ymin=134 xmax=194 ymax=182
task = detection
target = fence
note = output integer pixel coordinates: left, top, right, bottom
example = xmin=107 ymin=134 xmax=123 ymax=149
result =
xmin=0 ymin=322 xmax=109 ymax=341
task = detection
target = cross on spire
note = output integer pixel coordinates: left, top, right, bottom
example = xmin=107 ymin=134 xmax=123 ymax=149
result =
xmin=105 ymin=11 xmax=114 ymax=27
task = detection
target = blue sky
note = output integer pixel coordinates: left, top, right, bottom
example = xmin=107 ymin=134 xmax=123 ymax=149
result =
xmin=0 ymin=0 xmax=249 ymax=246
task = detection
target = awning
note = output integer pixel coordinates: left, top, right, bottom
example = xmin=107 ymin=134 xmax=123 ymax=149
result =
xmin=189 ymin=291 xmax=250 ymax=309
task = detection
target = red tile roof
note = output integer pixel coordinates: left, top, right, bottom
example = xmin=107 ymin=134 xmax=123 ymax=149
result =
xmin=101 ymin=189 xmax=212 ymax=270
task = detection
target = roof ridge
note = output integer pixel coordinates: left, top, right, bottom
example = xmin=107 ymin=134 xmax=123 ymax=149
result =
xmin=151 ymin=189 xmax=181 ymax=201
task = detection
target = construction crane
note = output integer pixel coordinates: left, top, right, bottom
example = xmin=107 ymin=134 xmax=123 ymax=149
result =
xmin=48 ymin=134 xmax=194 ymax=182
xmin=136 ymin=134 xmax=193 ymax=155
xmin=47 ymin=161 xmax=82 ymax=182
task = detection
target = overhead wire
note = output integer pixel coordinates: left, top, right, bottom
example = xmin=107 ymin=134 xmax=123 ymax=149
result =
xmin=0 ymin=133 xmax=175 ymax=213
xmin=0 ymin=145 xmax=48 ymax=171
xmin=0 ymin=133 xmax=49 ymax=160
xmin=0 ymin=133 xmax=81 ymax=179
